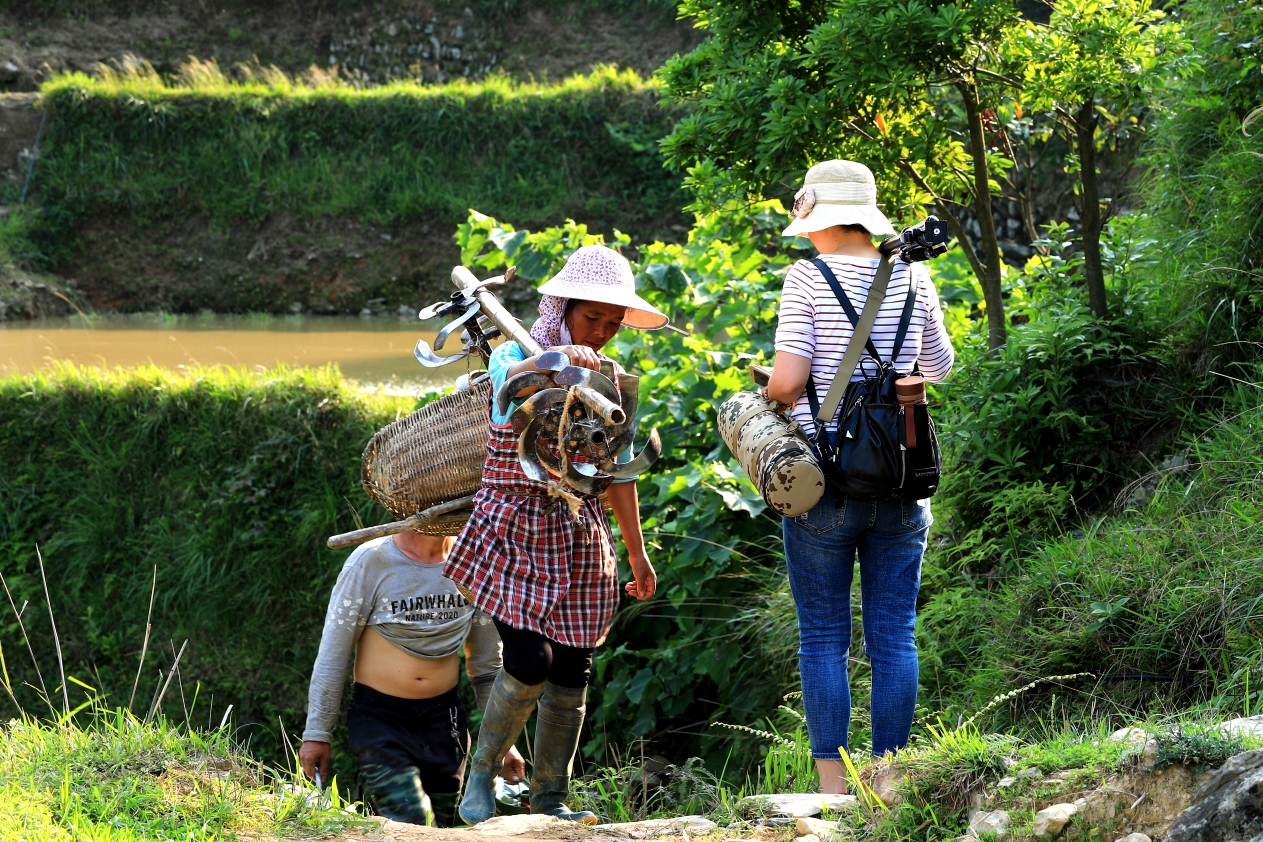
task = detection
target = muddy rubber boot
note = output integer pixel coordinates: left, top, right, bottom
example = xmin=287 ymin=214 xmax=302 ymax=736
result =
xmin=459 ymin=671 xmax=543 ymax=826
xmin=529 ymin=682 xmax=598 ymax=825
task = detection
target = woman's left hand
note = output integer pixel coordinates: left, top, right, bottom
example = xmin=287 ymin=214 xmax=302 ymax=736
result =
xmin=625 ymin=552 xmax=657 ymax=601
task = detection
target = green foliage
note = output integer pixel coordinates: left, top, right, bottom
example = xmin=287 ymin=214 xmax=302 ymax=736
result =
xmin=1004 ymin=0 xmax=1192 ymax=318
xmin=974 ymin=387 xmax=1263 ymax=718
xmin=1152 ymin=725 xmax=1249 ymax=770
xmin=26 ymin=63 xmax=685 ymax=266
xmin=660 ymin=0 xmax=1021 ymax=346
xmin=570 ymin=756 xmax=736 ymax=823
xmin=1135 ymin=0 xmax=1263 ymax=399
xmin=0 ymin=706 xmax=360 ymax=840
xmin=0 ymin=364 xmax=412 ymax=770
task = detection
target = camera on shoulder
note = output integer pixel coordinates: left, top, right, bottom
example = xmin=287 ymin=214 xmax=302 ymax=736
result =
xmin=880 ymin=215 xmax=952 ymax=263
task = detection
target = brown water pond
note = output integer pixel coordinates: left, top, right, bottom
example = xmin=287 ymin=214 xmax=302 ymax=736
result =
xmin=0 ymin=314 xmax=481 ymax=390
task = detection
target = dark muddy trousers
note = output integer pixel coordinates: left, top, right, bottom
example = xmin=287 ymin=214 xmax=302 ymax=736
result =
xmin=347 ymin=683 xmax=469 ymax=826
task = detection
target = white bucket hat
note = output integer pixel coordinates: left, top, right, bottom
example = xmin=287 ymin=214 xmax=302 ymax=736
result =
xmin=781 ymin=160 xmax=897 ymax=238
xmin=536 ymin=245 xmax=669 ymax=330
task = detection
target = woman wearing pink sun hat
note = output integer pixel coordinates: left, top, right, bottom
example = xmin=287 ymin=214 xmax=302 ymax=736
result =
xmin=447 ymin=245 xmax=666 ymax=827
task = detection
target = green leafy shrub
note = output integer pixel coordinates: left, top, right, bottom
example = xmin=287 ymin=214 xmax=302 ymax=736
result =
xmin=973 ymin=385 xmax=1263 ymax=719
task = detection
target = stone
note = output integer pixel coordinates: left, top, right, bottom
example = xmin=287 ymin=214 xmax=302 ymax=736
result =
xmin=741 ymin=793 xmax=858 ymax=817
xmin=1168 ymin=748 xmax=1263 ymax=842
xmin=968 ymin=809 xmax=1011 ymax=838
xmin=0 ymin=61 xmax=18 ymax=83
xmin=1113 ymin=834 xmax=1151 ymax=842
xmin=1016 ymin=767 xmax=1042 ymax=780
xmin=473 ymin=814 xmax=563 ymax=834
xmin=869 ymin=764 xmax=905 ymax=807
xmin=595 ymin=816 xmax=717 ymax=838
xmin=798 ymin=835 xmax=821 ymax=842
xmin=996 ymin=777 xmax=1017 ymax=789
xmin=1032 ymin=803 xmax=1078 ymax=838
xmin=795 ymin=816 xmax=842 ymax=840
xmin=1218 ymin=715 xmax=1263 ymax=739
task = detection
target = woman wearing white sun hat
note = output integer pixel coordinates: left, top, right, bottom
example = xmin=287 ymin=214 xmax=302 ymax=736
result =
xmin=765 ymin=160 xmax=955 ymax=790
xmin=447 ymin=245 xmax=666 ymax=826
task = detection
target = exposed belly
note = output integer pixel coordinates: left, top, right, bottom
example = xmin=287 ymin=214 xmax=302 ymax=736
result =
xmin=353 ymin=626 xmax=459 ymax=699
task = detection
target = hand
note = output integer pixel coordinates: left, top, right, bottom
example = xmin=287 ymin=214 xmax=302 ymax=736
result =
xmin=300 ymin=740 xmax=332 ymax=786
xmin=551 ymin=344 xmax=602 ymax=372
xmin=501 ymin=745 xmax=526 ymax=784
xmin=624 ymin=552 xmax=656 ymax=601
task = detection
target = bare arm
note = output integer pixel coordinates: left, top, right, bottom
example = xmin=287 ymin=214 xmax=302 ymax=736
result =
xmin=765 ymin=351 xmax=813 ymax=407
xmin=607 ymin=481 xmax=656 ymax=600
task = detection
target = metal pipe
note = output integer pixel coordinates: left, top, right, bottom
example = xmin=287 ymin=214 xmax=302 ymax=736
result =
xmin=451 ymin=266 xmax=543 ymax=356
xmin=573 ymin=386 xmax=626 ymax=426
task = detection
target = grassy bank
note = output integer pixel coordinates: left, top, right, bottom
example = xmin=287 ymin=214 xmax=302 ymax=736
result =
xmin=0 ymin=708 xmax=359 ymax=840
xmin=29 ymin=63 xmax=684 ymax=255
xmin=0 ymin=365 xmax=412 ymax=773
xmin=5 ymin=63 xmax=687 ymax=314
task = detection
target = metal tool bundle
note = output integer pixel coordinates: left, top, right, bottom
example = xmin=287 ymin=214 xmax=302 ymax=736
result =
xmin=327 ymin=265 xmax=661 ymax=548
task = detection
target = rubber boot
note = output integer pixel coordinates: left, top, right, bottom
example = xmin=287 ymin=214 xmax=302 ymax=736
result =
xmin=529 ymin=682 xmax=598 ymax=825
xmin=459 ymin=671 xmax=543 ymax=826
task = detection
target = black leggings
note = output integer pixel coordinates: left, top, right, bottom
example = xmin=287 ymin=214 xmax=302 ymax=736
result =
xmin=493 ymin=619 xmax=594 ymax=688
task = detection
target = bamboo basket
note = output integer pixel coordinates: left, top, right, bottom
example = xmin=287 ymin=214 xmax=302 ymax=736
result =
xmin=360 ymin=380 xmax=491 ymax=536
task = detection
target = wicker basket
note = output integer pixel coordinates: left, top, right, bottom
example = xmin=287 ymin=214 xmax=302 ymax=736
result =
xmin=361 ymin=380 xmax=491 ymax=536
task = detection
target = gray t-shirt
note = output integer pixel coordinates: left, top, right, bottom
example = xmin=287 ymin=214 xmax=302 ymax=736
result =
xmin=303 ymin=536 xmax=501 ymax=743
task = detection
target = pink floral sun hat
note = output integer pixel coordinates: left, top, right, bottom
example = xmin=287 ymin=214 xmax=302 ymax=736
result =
xmin=533 ymin=245 xmax=669 ymax=332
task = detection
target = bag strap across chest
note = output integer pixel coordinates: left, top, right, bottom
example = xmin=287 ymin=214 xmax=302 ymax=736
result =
xmin=804 ymin=256 xmax=918 ymax=426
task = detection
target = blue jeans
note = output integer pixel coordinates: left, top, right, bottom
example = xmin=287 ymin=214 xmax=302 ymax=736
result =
xmin=782 ymin=485 xmax=930 ymax=759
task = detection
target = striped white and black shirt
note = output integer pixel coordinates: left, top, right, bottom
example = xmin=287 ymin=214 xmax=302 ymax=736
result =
xmin=774 ymin=255 xmax=955 ymax=431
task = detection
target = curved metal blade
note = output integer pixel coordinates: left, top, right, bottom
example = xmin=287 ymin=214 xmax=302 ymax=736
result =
xmin=535 ymin=350 xmax=571 ymax=372
xmin=598 ymin=428 xmax=662 ymax=479
xmin=552 ymin=366 xmax=621 ymax=405
xmin=495 ymin=371 xmax=556 ymax=417
xmin=418 ymin=300 xmax=454 ymax=321
xmin=517 ymin=417 xmax=550 ymax=483
xmin=414 ymin=339 xmax=469 ymax=368
xmin=434 ymin=304 xmax=480 ymax=351
xmin=510 ymin=387 xmax=569 ymax=435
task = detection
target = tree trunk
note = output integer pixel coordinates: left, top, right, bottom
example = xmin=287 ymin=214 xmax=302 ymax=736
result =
xmin=1075 ymin=101 xmax=1108 ymax=319
xmin=960 ymin=82 xmax=1006 ymax=352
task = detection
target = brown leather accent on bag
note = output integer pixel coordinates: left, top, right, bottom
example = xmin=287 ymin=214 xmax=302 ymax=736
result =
xmin=896 ymin=375 xmax=927 ymax=450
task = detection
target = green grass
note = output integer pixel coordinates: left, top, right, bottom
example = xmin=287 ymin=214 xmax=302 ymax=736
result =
xmin=24 ymin=61 xmax=685 ymax=268
xmin=0 ymin=364 xmax=414 ymax=772
xmin=0 ymin=706 xmax=361 ymax=840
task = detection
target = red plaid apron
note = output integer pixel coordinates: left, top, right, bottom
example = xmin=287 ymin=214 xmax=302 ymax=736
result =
xmin=445 ymin=405 xmax=620 ymax=649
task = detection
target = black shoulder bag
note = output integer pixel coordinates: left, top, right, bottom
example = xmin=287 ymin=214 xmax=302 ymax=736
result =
xmin=804 ymin=256 xmax=942 ymax=501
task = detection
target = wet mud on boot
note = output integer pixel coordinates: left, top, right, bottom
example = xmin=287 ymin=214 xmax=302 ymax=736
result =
xmin=459 ymin=671 xmax=544 ymax=826
xmin=529 ymin=682 xmax=598 ymax=825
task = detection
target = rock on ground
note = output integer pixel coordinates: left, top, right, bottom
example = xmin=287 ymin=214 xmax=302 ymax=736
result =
xmin=1168 ymin=748 xmax=1263 ymax=842
xmin=1032 ymin=803 xmax=1078 ymax=838
xmin=967 ymin=809 xmax=1011 ymax=839
xmin=795 ymin=816 xmax=843 ymax=840
xmin=1218 ymin=715 xmax=1263 ymax=740
xmin=741 ymin=793 xmax=858 ymax=817
xmin=594 ymin=817 xmax=717 ymax=838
